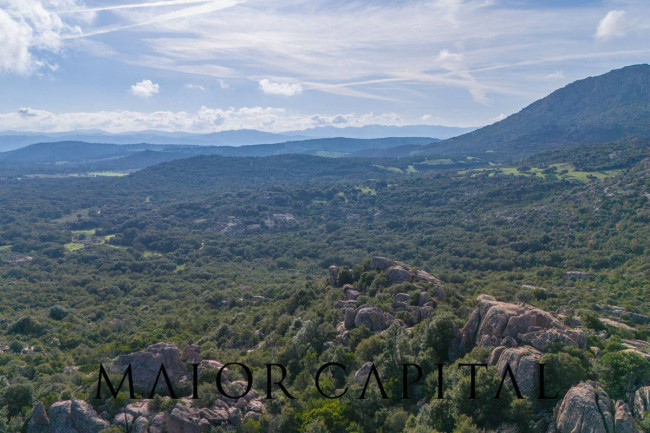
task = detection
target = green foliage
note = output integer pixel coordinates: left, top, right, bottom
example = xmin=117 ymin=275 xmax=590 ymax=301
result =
xmin=596 ymin=352 xmax=650 ymax=400
xmin=1 ymin=383 xmax=32 ymax=418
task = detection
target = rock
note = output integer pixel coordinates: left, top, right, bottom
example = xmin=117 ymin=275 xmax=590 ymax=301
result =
xmin=369 ymin=256 xmax=394 ymax=270
xmin=634 ymin=386 xmax=650 ymax=417
xmin=417 ymin=306 xmax=435 ymax=322
xmin=417 ymin=292 xmax=431 ymax=306
xmin=393 ymin=293 xmax=410 ymax=303
xmin=385 ymin=266 xmax=412 ymax=284
xmin=110 ymin=342 xmax=187 ymax=395
xmin=623 ymin=312 xmax=650 ymax=324
xmin=344 ymin=308 xmax=357 ymax=330
xmin=354 ymin=307 xmax=394 ymax=332
xmin=125 ymin=401 xmax=151 ymax=418
xmin=519 ymin=328 xmax=587 ymax=352
xmin=248 ymin=399 xmax=265 ymax=413
xmin=244 ymin=411 xmax=261 ymax=423
xmin=564 ymin=271 xmax=590 ymax=279
xmin=431 ymin=285 xmax=446 ymax=300
xmin=500 ymin=336 xmax=518 ymax=348
xmin=228 ymin=407 xmax=242 ymax=426
xmin=614 ymin=400 xmax=638 ymax=433
xmin=168 ymin=404 xmax=208 ymax=433
xmin=48 ymin=399 xmax=110 ymax=433
xmin=487 ymin=345 xmax=541 ymax=396
xmin=392 ymin=301 xmax=409 ymax=311
xmin=149 ymin=412 xmax=169 ymax=433
xmin=27 ymin=402 xmax=49 ymax=433
xmin=346 ymin=290 xmax=360 ymax=300
xmin=134 ymin=416 xmax=149 ymax=433
xmin=329 ymin=265 xmax=338 ymax=287
xmin=550 ymin=381 xmax=614 ymax=433
xmin=458 ymin=295 xmax=585 ymax=354
xmin=414 ymin=269 xmax=442 ymax=285
xmin=333 ymin=300 xmax=357 ymax=309
xmin=113 ymin=412 xmax=135 ymax=428
xmin=354 ymin=362 xmax=374 ymax=384
xmin=342 ymin=284 xmax=356 ymax=293
xmin=181 ymin=344 xmax=202 ymax=364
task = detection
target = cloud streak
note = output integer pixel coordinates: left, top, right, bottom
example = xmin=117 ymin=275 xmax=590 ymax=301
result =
xmin=2 ymin=106 xmax=444 ymax=133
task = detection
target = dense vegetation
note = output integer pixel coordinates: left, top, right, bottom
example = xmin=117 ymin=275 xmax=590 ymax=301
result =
xmin=0 ymin=133 xmax=648 ymax=431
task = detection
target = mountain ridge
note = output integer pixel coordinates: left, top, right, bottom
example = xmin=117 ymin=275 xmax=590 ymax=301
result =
xmin=416 ymin=64 xmax=650 ymax=158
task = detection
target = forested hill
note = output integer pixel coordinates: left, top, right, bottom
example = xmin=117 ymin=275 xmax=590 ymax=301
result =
xmin=417 ymin=64 xmax=650 ymax=158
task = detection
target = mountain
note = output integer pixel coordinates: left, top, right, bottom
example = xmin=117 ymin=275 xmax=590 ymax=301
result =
xmin=0 ymin=137 xmax=437 ymax=175
xmin=289 ymin=124 xmax=475 ymax=139
xmin=417 ymin=64 xmax=650 ymax=159
xmin=0 ymin=124 xmax=466 ymax=152
xmin=0 ymin=129 xmax=308 ymax=152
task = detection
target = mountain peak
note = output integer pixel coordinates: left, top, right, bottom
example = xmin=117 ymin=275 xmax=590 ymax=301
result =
xmin=420 ymin=64 xmax=650 ymax=158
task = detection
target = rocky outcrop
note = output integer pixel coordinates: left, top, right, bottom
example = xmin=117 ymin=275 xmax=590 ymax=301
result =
xmin=354 ymin=307 xmax=394 ymax=332
xmin=614 ymin=401 xmax=638 ymax=433
xmin=487 ymin=345 xmax=542 ymax=397
xmin=181 ymin=344 xmax=202 ymax=364
xmin=385 ymin=266 xmax=412 ymax=284
xmin=329 ymin=265 xmax=339 ymax=287
xmin=634 ymin=386 xmax=650 ymax=417
xmin=458 ymin=295 xmax=585 ymax=354
xmin=27 ymin=402 xmax=49 ymax=433
xmin=48 ymin=399 xmax=109 ymax=433
xmin=353 ymin=362 xmax=374 ymax=384
xmin=549 ymin=381 xmax=640 ymax=433
xmin=369 ymin=256 xmax=394 ymax=270
xmin=551 ymin=381 xmax=613 ymax=433
xmin=368 ymin=257 xmax=443 ymax=286
xmin=110 ymin=342 xmax=188 ymax=395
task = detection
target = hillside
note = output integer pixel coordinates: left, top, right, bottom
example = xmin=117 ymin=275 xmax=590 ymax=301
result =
xmin=417 ymin=64 xmax=650 ymax=159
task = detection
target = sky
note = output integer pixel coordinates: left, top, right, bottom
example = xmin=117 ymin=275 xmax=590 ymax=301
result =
xmin=0 ymin=0 xmax=648 ymax=133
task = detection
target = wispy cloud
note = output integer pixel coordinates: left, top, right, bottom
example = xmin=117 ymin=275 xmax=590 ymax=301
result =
xmin=62 ymin=0 xmax=242 ymax=39
xmin=58 ymin=0 xmax=211 ymax=14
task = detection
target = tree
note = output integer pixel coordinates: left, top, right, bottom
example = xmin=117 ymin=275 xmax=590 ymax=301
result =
xmin=1 ymin=384 xmax=32 ymax=419
xmin=597 ymin=351 xmax=650 ymax=399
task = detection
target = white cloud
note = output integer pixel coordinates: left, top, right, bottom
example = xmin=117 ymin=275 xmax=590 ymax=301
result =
xmin=130 ymin=79 xmax=160 ymax=98
xmin=0 ymin=0 xmax=85 ymax=75
xmin=544 ymin=71 xmax=565 ymax=80
xmin=595 ymin=10 xmax=629 ymax=40
xmin=184 ymin=83 xmax=205 ymax=91
xmin=0 ymin=106 xmax=429 ymax=133
xmin=258 ymin=79 xmax=303 ymax=96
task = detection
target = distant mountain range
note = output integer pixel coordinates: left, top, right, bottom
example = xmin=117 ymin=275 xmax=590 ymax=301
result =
xmin=0 ymin=124 xmax=471 ymax=153
xmin=0 ymin=137 xmax=438 ymax=175
xmin=416 ymin=64 xmax=650 ymax=158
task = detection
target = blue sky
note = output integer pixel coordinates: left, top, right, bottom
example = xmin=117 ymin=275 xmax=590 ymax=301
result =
xmin=0 ymin=0 xmax=648 ymax=133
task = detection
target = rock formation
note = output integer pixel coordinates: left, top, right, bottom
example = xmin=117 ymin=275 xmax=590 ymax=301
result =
xmin=459 ymin=295 xmax=585 ymax=354
xmin=487 ymin=345 xmax=542 ymax=397
xmin=47 ymin=399 xmax=109 ymax=433
xmin=109 ymin=342 xmax=188 ymax=395
xmin=549 ymin=381 xmax=640 ymax=433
